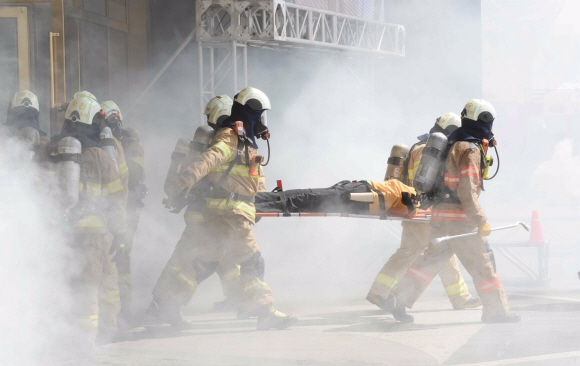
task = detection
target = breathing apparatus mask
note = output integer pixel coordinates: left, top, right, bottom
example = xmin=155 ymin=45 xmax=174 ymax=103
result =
xmin=458 ymin=100 xmax=499 ymax=181
xmin=105 ymin=112 xmax=123 ymax=139
xmin=254 ymin=111 xmax=270 ymax=140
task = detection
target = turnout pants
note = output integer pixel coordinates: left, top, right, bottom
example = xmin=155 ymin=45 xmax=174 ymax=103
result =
xmin=368 ymin=221 xmax=472 ymax=307
xmin=116 ymin=204 xmax=142 ymax=317
xmin=392 ymin=219 xmax=509 ymax=318
xmin=71 ymin=232 xmax=119 ymax=344
xmin=152 ymin=212 xmax=272 ymax=311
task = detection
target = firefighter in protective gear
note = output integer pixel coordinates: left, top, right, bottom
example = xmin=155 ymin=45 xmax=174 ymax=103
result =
xmin=391 ymin=99 xmax=520 ymax=324
xmin=101 ymin=100 xmax=146 ymax=327
xmin=164 ymin=87 xmax=296 ymax=330
xmin=4 ymin=91 xmax=51 ymax=159
xmin=149 ymin=95 xmax=254 ymax=326
xmin=50 ymin=96 xmax=128 ymax=345
xmin=367 ymin=113 xmax=480 ymax=320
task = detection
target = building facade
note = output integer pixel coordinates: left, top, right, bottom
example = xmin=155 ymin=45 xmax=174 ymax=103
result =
xmin=0 ymin=0 xmax=147 ymax=134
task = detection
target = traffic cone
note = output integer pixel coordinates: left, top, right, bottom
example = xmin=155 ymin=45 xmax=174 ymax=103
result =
xmin=529 ymin=210 xmax=545 ymax=243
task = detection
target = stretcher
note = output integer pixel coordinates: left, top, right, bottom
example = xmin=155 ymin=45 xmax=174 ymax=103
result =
xmin=256 ymin=210 xmax=431 ymax=222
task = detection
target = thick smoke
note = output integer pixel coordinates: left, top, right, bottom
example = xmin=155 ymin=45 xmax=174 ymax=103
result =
xmin=0 ymin=137 xmax=75 ymax=365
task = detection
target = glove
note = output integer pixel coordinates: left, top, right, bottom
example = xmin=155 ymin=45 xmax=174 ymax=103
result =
xmin=478 ymin=222 xmax=492 ymax=237
xmin=110 ymin=232 xmax=127 ymax=262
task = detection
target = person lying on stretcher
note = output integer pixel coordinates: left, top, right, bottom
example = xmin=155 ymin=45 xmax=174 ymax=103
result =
xmin=255 ymin=179 xmax=417 ymax=219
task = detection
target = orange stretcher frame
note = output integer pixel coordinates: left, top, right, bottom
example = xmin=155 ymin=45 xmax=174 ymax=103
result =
xmin=256 ymin=209 xmax=431 ymax=222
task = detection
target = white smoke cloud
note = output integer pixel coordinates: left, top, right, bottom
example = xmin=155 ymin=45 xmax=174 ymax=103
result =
xmin=531 ymin=139 xmax=580 ymax=202
xmin=0 ymin=136 xmax=76 ymax=365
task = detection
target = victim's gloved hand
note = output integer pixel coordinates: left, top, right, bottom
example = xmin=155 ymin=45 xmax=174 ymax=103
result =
xmin=478 ymin=221 xmax=492 ymax=237
xmin=110 ymin=232 xmax=127 ymax=262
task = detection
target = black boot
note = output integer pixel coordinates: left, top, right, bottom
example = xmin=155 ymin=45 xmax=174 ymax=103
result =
xmin=146 ymin=297 xmax=191 ymax=329
xmin=482 ymin=312 xmax=521 ymax=323
xmin=391 ymin=300 xmax=414 ymax=323
xmin=366 ymin=293 xmax=395 ymax=312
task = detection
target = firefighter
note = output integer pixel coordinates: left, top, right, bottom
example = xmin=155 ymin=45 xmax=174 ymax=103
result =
xmin=50 ymin=96 xmax=127 ymax=346
xmin=390 ymin=99 xmax=520 ymax=323
xmin=366 ymin=113 xmax=481 ymax=317
xmin=101 ymin=100 xmax=147 ymax=328
xmin=3 ymin=90 xmax=49 ymax=157
xmin=147 ymin=95 xmax=237 ymax=328
xmin=164 ymin=87 xmax=296 ymax=330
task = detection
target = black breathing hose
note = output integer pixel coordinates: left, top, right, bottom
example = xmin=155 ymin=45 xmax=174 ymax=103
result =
xmin=487 ymin=145 xmax=500 ymax=180
xmin=262 ymin=139 xmax=271 ymax=166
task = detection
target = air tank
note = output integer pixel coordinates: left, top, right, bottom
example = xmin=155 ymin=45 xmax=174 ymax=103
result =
xmin=100 ymin=126 xmax=118 ymax=171
xmin=18 ymin=126 xmax=40 ymax=161
xmin=189 ymin=125 xmax=215 ymax=161
xmin=164 ymin=137 xmax=192 ymax=196
xmin=412 ymin=132 xmax=448 ymax=194
xmin=56 ymin=136 xmax=82 ymax=210
xmin=384 ymin=143 xmax=409 ymax=181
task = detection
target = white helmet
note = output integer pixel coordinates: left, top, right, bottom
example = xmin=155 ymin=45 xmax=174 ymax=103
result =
xmin=461 ymin=99 xmax=496 ymax=123
xmin=11 ymin=90 xmax=39 ymax=112
xmin=205 ymin=95 xmax=233 ymax=126
xmin=436 ymin=112 xmax=461 ymax=131
xmin=100 ymin=100 xmax=123 ymax=121
xmin=235 ymin=87 xmax=271 ymax=110
xmin=73 ymin=90 xmax=98 ymax=102
xmin=65 ymin=96 xmax=102 ymax=125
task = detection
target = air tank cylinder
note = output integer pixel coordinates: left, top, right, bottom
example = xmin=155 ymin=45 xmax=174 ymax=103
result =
xmin=413 ymin=132 xmax=448 ymax=193
xmin=384 ymin=143 xmax=410 ymax=181
xmin=56 ymin=136 xmax=82 ymax=210
xmin=164 ymin=137 xmax=192 ymax=196
xmin=188 ymin=125 xmax=215 ymax=161
xmin=18 ymin=126 xmax=40 ymax=161
xmin=100 ymin=126 xmax=118 ymax=171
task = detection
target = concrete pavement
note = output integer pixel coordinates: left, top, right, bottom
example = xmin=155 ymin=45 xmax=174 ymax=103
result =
xmin=81 ymin=285 xmax=580 ymax=366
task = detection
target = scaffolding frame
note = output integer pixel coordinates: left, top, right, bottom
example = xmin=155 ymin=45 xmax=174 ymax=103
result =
xmin=195 ymin=0 xmax=405 ymax=123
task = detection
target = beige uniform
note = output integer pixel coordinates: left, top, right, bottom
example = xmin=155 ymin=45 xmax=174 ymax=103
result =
xmin=71 ymin=146 xmax=127 ymax=343
xmin=392 ymin=141 xmax=509 ymax=317
xmin=368 ymin=143 xmax=471 ymax=308
xmin=156 ymin=129 xmax=271 ymax=311
xmin=117 ymin=136 xmax=145 ymax=315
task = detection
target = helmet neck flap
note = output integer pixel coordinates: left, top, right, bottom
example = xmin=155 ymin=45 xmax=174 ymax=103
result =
xmin=447 ymin=118 xmax=494 ymax=143
xmin=5 ymin=106 xmax=45 ymax=136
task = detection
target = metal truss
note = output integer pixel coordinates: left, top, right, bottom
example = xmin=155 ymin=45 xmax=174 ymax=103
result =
xmin=196 ymin=0 xmax=405 ymax=56
xmin=195 ymin=0 xmax=405 ymax=122
xmin=198 ymin=41 xmax=248 ymax=123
